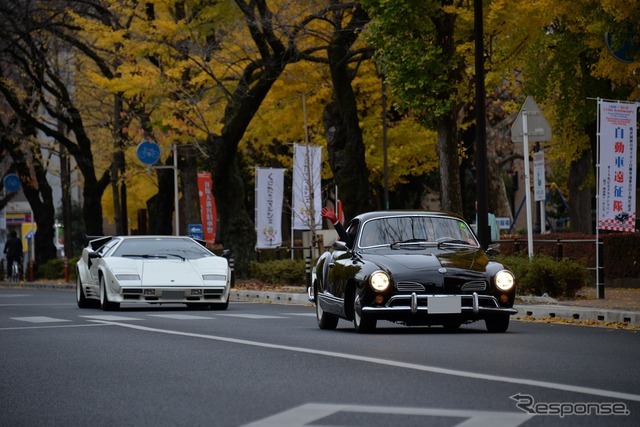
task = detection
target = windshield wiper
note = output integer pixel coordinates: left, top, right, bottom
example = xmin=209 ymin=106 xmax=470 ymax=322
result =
xmin=165 ymin=253 xmax=186 ymax=261
xmin=121 ymin=254 xmax=167 ymax=259
xmin=390 ymin=238 xmax=430 ymax=248
xmin=436 ymin=238 xmax=471 ymax=248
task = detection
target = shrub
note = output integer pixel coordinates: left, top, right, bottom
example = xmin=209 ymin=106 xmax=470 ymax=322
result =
xmin=497 ymin=254 xmax=589 ymax=299
xmin=36 ymin=257 xmax=79 ymax=282
xmin=248 ymin=259 xmax=306 ymax=286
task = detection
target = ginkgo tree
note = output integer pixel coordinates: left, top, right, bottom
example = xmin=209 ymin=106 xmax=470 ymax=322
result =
xmin=487 ymin=0 xmax=640 ymax=232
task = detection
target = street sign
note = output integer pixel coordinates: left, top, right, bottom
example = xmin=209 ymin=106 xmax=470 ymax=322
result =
xmin=511 ymin=96 xmax=552 ymax=143
xmin=3 ymin=173 xmax=21 ymax=192
xmin=533 ymin=152 xmax=546 ymax=202
xmin=188 ymin=224 xmax=204 ymax=240
xmin=136 ymin=140 xmax=161 ymax=165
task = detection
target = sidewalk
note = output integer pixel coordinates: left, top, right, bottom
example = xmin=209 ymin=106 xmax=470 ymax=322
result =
xmin=2 ymin=280 xmax=639 ymax=328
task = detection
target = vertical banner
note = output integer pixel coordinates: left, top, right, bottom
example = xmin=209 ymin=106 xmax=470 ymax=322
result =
xmin=255 ymin=168 xmax=285 ymax=248
xmin=292 ymin=144 xmax=322 ymax=230
xmin=197 ymin=172 xmax=217 ymax=245
xmin=598 ymin=101 xmax=637 ymax=232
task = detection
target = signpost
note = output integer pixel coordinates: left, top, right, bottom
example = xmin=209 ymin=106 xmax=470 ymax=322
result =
xmin=511 ymin=96 xmax=552 ymax=259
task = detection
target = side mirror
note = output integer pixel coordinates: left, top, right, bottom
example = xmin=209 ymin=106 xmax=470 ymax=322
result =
xmin=332 ymin=240 xmax=348 ymax=251
xmin=87 ymin=251 xmax=101 ymax=268
xmin=486 ymin=243 xmax=501 ymax=256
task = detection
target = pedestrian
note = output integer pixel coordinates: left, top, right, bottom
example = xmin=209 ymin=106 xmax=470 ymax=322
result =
xmin=4 ymin=231 xmax=23 ymax=279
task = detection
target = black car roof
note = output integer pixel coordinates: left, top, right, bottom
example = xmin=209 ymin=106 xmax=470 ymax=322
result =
xmin=351 ymin=210 xmax=466 ymax=223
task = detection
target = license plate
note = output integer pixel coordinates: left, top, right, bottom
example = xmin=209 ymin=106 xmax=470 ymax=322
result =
xmin=428 ymin=296 xmax=461 ymax=314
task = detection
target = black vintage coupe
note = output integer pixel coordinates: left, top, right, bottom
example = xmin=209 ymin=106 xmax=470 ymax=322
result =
xmin=309 ymin=211 xmax=517 ymax=332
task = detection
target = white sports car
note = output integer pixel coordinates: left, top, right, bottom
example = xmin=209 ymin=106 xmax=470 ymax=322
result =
xmin=76 ymin=236 xmax=231 ymax=310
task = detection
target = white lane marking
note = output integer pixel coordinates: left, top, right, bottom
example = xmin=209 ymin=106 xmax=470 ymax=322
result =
xmin=148 ymin=314 xmax=215 ymax=320
xmin=281 ymin=313 xmax=315 ymax=317
xmin=80 ymin=315 xmax=143 ymax=321
xmin=216 ymin=314 xmax=287 ymax=319
xmin=0 ymin=294 xmax=31 ymax=298
xmin=89 ymin=320 xmax=640 ymax=403
xmin=241 ymin=403 xmax=533 ymax=427
xmin=11 ymin=316 xmax=71 ymax=323
xmin=0 ymin=324 xmax=109 ymax=331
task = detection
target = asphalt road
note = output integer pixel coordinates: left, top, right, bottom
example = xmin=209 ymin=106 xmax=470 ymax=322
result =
xmin=0 ymin=288 xmax=638 ymax=427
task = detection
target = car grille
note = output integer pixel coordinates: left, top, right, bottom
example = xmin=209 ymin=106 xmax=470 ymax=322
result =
xmin=461 ymin=281 xmax=487 ymax=291
xmin=396 ymin=282 xmax=425 ymax=292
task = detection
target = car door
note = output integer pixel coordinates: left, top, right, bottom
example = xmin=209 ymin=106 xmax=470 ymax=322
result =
xmin=89 ymin=238 xmax=119 ymax=287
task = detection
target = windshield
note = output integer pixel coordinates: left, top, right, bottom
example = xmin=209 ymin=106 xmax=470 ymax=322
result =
xmin=358 ymin=216 xmax=479 ymax=248
xmin=111 ymin=237 xmax=214 ymax=260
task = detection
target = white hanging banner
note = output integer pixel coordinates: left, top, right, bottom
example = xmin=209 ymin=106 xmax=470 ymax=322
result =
xmin=598 ymin=101 xmax=637 ymax=232
xmin=255 ymin=168 xmax=285 ymax=248
xmin=292 ymin=144 xmax=322 ymax=230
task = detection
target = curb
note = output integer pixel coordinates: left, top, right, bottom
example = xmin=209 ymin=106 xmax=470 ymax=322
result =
xmin=514 ymin=304 xmax=640 ymax=326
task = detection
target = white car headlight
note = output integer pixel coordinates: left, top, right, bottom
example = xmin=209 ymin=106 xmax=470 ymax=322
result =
xmin=115 ymin=274 xmax=140 ymax=280
xmin=202 ymin=274 xmax=227 ymax=281
xmin=370 ymin=271 xmax=390 ymax=292
xmin=495 ymin=270 xmax=514 ymax=291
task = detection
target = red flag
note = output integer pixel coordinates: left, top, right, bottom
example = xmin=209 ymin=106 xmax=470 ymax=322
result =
xmin=197 ymin=172 xmax=217 ymax=245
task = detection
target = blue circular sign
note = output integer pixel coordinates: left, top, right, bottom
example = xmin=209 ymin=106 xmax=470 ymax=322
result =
xmin=3 ymin=173 xmax=21 ymax=192
xmin=136 ymin=141 xmax=162 ymax=165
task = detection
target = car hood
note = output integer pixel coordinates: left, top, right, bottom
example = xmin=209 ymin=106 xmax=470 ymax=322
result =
xmin=363 ymin=247 xmax=489 ymax=273
xmin=105 ymin=257 xmax=228 ymax=287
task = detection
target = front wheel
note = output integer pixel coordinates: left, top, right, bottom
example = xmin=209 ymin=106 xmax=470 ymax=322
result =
xmin=353 ymin=296 xmax=376 ymax=333
xmin=315 ymin=289 xmax=338 ymax=330
xmin=485 ymin=314 xmax=510 ymax=333
xmin=210 ymin=300 xmax=229 ymax=311
xmin=100 ymin=276 xmax=120 ymax=311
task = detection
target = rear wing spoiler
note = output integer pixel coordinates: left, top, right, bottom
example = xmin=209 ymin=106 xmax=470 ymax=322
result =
xmin=84 ymin=235 xmax=113 ymax=250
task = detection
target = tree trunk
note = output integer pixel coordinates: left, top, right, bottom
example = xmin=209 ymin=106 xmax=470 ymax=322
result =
xmin=3 ymin=134 xmax=57 ymax=269
xmin=179 ymin=148 xmax=201 ymax=234
xmin=436 ymin=113 xmax=463 ymax=214
xmin=208 ymin=134 xmax=256 ymax=278
xmin=568 ymin=148 xmax=592 ymax=233
xmin=322 ymin=4 xmax=372 ymax=220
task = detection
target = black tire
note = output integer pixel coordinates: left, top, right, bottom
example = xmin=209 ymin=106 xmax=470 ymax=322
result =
xmin=100 ymin=276 xmax=120 ymax=311
xmin=442 ymin=319 xmax=462 ymax=330
xmin=315 ymin=289 xmax=339 ymax=330
xmin=353 ymin=296 xmax=376 ymax=333
xmin=76 ymin=275 xmax=92 ymax=309
xmin=485 ymin=314 xmax=510 ymax=333
xmin=210 ymin=300 xmax=229 ymax=311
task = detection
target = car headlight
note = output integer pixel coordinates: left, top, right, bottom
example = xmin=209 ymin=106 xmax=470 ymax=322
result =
xmin=370 ymin=271 xmax=390 ymax=292
xmin=202 ymin=274 xmax=227 ymax=281
xmin=115 ymin=274 xmax=140 ymax=280
xmin=495 ymin=270 xmax=514 ymax=291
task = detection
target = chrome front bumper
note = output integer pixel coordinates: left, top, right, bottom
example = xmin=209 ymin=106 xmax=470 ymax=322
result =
xmin=361 ymin=292 xmax=517 ymax=316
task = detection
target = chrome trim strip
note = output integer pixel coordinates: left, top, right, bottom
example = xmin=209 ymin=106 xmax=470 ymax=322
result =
xmin=411 ymin=292 xmax=417 ymax=313
xmin=362 ymin=306 xmax=518 ymax=315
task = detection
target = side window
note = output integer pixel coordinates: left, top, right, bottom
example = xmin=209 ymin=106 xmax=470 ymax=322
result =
xmin=98 ymin=239 xmax=119 ymax=256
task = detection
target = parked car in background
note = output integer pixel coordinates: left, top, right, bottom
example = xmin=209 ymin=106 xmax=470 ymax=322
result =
xmin=76 ymin=236 xmax=230 ymax=310
xmin=310 ymin=211 xmax=517 ymax=332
